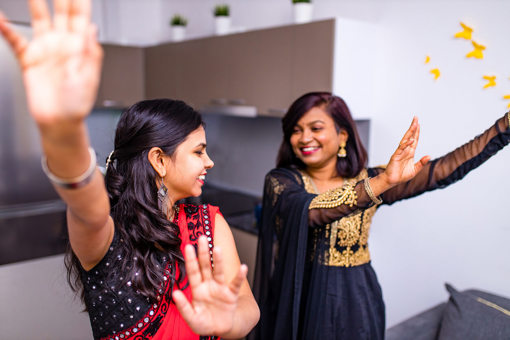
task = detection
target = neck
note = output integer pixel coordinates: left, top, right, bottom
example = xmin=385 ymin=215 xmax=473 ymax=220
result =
xmin=306 ymin=160 xmax=339 ymax=182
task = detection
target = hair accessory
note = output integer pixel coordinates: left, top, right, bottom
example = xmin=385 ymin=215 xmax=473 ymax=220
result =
xmin=337 ymin=141 xmax=347 ymax=158
xmin=105 ymin=150 xmax=115 ymax=170
xmin=157 ymin=182 xmax=170 ymax=218
xmin=364 ymin=178 xmax=383 ymax=205
xmin=41 ymin=147 xmax=97 ymax=189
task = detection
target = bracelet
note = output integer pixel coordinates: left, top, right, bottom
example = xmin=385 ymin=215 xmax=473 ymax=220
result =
xmin=507 ymin=111 xmax=510 ymax=129
xmin=41 ymin=147 xmax=97 ymax=189
xmin=364 ymin=178 xmax=383 ymax=205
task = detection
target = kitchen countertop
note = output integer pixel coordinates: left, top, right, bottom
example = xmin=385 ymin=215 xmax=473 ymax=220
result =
xmin=184 ymin=184 xmax=261 ymax=235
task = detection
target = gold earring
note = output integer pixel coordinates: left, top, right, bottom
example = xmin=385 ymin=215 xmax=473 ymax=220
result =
xmin=338 ymin=141 xmax=347 ymax=158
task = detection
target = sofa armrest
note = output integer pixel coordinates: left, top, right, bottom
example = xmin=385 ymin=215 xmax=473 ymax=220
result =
xmin=385 ymin=302 xmax=445 ymax=340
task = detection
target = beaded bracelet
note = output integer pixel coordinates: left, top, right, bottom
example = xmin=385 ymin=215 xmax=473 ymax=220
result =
xmin=364 ymin=178 xmax=383 ymax=205
xmin=41 ymin=147 xmax=97 ymax=189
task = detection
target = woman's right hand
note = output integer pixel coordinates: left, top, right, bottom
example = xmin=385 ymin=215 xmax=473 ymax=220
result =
xmin=380 ymin=116 xmax=431 ymax=187
xmin=0 ymin=0 xmax=102 ymax=126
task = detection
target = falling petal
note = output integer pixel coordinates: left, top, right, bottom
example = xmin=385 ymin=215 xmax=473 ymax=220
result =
xmin=430 ymin=68 xmax=440 ymax=80
xmin=425 ymin=56 xmax=430 ymax=64
xmin=454 ymin=22 xmax=473 ymax=40
xmin=466 ymin=40 xmax=486 ymax=59
xmin=482 ymin=75 xmax=496 ymax=89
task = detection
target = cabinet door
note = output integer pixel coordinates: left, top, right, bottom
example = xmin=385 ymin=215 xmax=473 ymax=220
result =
xmin=290 ymin=20 xmax=335 ymax=104
xmin=96 ymin=45 xmax=145 ymax=108
xmin=221 ymin=26 xmax=294 ymax=114
xmin=145 ymin=19 xmax=335 ymax=116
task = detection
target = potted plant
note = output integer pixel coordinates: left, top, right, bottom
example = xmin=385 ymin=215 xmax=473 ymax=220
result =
xmin=213 ymin=4 xmax=230 ymax=35
xmin=170 ymin=14 xmax=187 ymax=42
xmin=292 ymin=0 xmax=313 ymax=24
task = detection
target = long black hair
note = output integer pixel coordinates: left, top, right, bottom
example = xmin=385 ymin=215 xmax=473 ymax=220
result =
xmin=277 ymin=92 xmax=368 ymax=178
xmin=65 ymin=98 xmax=203 ymax=304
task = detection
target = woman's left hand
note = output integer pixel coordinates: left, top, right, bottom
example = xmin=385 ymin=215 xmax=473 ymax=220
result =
xmin=172 ymin=236 xmax=248 ymax=337
xmin=382 ymin=116 xmax=431 ymax=186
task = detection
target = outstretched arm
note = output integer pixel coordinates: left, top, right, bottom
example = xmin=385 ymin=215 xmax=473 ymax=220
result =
xmin=309 ymin=116 xmax=430 ymax=225
xmin=0 ymin=0 xmax=113 ymax=270
xmin=172 ymin=217 xmax=260 ymax=338
xmin=371 ymin=112 xmax=510 ymax=205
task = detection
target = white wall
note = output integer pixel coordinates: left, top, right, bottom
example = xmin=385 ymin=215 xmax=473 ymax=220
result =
xmin=1 ymin=0 xmax=509 ymax=330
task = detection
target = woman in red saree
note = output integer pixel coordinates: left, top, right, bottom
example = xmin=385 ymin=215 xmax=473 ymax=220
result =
xmin=0 ymin=1 xmax=259 ymax=339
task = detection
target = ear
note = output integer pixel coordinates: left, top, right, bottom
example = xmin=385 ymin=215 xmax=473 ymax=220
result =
xmin=148 ymin=147 xmax=168 ymax=178
xmin=338 ymin=129 xmax=349 ymax=145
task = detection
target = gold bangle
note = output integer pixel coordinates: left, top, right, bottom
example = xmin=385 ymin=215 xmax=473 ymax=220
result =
xmin=41 ymin=147 xmax=97 ymax=189
xmin=364 ymin=178 xmax=383 ymax=205
xmin=507 ymin=111 xmax=510 ymax=129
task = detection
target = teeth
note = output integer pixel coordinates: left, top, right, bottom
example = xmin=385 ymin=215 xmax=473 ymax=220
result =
xmin=302 ymin=147 xmax=318 ymax=152
xmin=198 ymin=175 xmax=205 ymax=180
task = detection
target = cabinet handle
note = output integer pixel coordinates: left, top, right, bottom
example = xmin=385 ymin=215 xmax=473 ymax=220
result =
xmin=210 ymin=98 xmax=228 ymax=105
xmin=101 ymin=99 xmax=123 ymax=108
xmin=228 ymin=98 xmax=246 ymax=105
xmin=267 ymin=108 xmax=288 ymax=116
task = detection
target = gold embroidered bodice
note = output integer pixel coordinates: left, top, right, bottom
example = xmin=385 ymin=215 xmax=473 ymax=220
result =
xmin=301 ymin=170 xmax=378 ymax=267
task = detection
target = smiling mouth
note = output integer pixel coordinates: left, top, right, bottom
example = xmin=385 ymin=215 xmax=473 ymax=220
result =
xmin=300 ymin=146 xmax=320 ymax=155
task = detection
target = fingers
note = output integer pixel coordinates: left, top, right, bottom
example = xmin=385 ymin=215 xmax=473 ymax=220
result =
xmin=53 ymin=0 xmax=70 ymax=31
xmin=0 ymin=13 xmax=29 ymax=58
xmin=197 ymin=236 xmax=212 ymax=281
xmin=398 ymin=116 xmax=418 ymax=147
xmin=184 ymin=244 xmax=202 ymax=291
xmin=83 ymin=24 xmax=103 ymax=64
xmin=411 ymin=155 xmax=430 ymax=176
xmin=411 ymin=120 xmax=420 ymax=149
xmin=172 ymin=290 xmax=196 ymax=324
xmin=70 ymin=0 xmax=91 ymax=33
xmin=228 ymin=264 xmax=247 ymax=296
xmin=212 ymin=246 xmax=226 ymax=284
xmin=29 ymin=0 xmax=51 ymax=35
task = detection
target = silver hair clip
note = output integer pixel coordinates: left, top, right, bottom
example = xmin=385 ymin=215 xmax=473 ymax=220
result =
xmin=105 ymin=150 xmax=115 ymax=171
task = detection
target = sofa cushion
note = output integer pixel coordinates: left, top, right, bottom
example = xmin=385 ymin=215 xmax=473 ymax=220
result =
xmin=438 ymin=283 xmax=510 ymax=340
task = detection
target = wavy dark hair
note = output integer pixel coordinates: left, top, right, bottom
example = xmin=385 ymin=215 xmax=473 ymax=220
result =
xmin=277 ymin=92 xmax=368 ymax=178
xmin=65 ymin=98 xmax=203 ymax=304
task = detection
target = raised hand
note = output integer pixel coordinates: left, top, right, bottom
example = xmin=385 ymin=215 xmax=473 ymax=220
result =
xmin=383 ymin=117 xmax=431 ymax=186
xmin=0 ymin=0 xmax=102 ymax=124
xmin=172 ymin=236 xmax=248 ymax=337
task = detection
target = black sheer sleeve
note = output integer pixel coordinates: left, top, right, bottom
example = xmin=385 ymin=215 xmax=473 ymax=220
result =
xmin=368 ymin=112 xmax=510 ymax=205
xmin=263 ymin=167 xmax=381 ymax=228
xmin=307 ymin=175 xmax=380 ymax=227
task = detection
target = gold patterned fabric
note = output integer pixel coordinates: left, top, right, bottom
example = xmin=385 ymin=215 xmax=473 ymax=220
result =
xmin=301 ymin=170 xmax=377 ymax=267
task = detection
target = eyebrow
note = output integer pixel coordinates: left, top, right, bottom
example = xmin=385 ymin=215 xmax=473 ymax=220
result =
xmin=296 ymin=120 xmax=325 ymax=128
xmin=196 ymin=143 xmax=207 ymax=148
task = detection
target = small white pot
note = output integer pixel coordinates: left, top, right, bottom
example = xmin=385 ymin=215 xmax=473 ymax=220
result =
xmin=215 ymin=16 xmax=231 ymax=35
xmin=293 ymin=3 xmax=313 ymax=24
xmin=172 ymin=26 xmax=186 ymax=42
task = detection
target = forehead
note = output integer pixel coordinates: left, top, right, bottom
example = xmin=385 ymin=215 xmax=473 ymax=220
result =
xmin=296 ymin=106 xmax=334 ymax=125
xmin=181 ymin=126 xmax=206 ymax=146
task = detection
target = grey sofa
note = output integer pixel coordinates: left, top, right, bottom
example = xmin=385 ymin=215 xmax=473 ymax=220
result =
xmin=385 ymin=284 xmax=510 ymax=340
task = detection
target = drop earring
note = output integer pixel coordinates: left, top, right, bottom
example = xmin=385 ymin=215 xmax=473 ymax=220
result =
xmin=157 ymin=181 xmax=170 ymax=218
xmin=338 ymin=141 xmax=347 ymax=158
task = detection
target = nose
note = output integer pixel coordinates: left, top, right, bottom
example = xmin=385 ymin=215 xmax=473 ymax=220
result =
xmin=299 ymin=129 xmax=312 ymax=144
xmin=204 ymin=152 xmax=214 ymax=169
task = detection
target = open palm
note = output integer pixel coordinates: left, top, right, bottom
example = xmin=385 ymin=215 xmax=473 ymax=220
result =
xmin=384 ymin=117 xmax=431 ymax=185
xmin=172 ymin=237 xmax=248 ymax=336
xmin=0 ymin=0 xmax=102 ymax=124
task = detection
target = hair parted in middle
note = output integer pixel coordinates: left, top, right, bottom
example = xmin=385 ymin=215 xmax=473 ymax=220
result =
xmin=277 ymin=91 xmax=368 ymax=178
xmin=66 ymin=98 xmax=204 ymax=305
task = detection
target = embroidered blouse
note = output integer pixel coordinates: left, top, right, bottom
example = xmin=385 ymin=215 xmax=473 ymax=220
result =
xmin=80 ymin=203 xmax=220 ymax=340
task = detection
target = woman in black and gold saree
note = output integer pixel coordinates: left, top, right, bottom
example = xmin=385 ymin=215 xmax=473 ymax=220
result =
xmin=252 ymin=92 xmax=510 ymax=340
